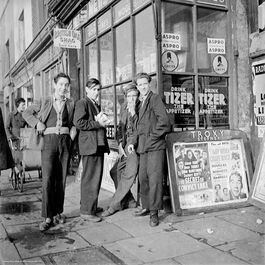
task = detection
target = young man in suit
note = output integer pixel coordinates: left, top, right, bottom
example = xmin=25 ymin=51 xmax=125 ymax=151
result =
xmin=23 ymin=73 xmax=76 ymax=231
xmin=128 ymin=72 xmax=171 ymax=227
xmin=74 ymin=78 xmax=110 ymax=223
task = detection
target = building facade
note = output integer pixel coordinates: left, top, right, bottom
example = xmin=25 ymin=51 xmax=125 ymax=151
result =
xmin=0 ymin=0 xmax=260 ymax=191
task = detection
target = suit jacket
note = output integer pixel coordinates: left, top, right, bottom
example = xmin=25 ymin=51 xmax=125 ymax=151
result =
xmin=73 ymin=97 xmax=109 ymax=156
xmin=22 ymin=97 xmax=75 ymax=129
xmin=132 ymin=91 xmax=171 ymax=154
xmin=5 ymin=110 xmax=27 ymax=140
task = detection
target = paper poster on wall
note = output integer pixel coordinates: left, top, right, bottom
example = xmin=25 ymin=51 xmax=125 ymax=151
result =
xmin=252 ymin=60 xmax=265 ymax=137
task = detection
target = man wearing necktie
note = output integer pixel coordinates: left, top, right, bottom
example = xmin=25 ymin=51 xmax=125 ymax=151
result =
xmin=128 ymin=72 xmax=171 ymax=227
xmin=23 ymin=73 xmax=76 ymax=231
xmin=74 ymin=78 xmax=110 ymax=223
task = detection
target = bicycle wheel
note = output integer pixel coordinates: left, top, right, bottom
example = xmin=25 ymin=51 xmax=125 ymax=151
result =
xmin=17 ymin=171 xmax=24 ymax=192
xmin=10 ymin=168 xmax=17 ymax=190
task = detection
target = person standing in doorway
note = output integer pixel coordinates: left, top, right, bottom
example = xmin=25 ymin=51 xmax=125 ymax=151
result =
xmin=23 ymin=73 xmax=76 ymax=231
xmin=74 ymin=78 xmax=110 ymax=223
xmin=128 ymin=72 xmax=171 ymax=227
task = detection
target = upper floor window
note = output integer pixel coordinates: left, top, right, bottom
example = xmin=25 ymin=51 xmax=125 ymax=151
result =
xmin=18 ymin=10 xmax=25 ymax=55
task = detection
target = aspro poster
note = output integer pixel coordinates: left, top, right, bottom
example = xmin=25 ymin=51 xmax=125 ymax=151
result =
xmin=252 ymin=60 xmax=265 ymax=137
xmin=173 ymin=139 xmax=248 ymax=209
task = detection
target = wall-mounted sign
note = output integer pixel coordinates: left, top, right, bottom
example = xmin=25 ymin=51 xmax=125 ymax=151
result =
xmin=207 ymin=38 xmax=225 ymax=54
xmin=162 ymin=51 xmax=179 ymax=72
xmin=197 ymin=0 xmax=227 ymax=7
xmin=162 ymin=33 xmax=181 ymax=51
xmin=212 ymin=55 xmax=228 ymax=74
xmin=252 ymin=60 xmax=265 ymax=138
xmin=53 ymin=28 xmax=81 ymax=49
xmin=166 ymin=130 xmax=252 ymax=214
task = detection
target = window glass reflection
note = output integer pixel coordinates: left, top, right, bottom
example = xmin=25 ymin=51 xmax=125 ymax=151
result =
xmin=198 ymin=76 xmax=229 ymax=128
xmin=86 ymin=41 xmax=98 ymax=79
xmin=197 ymin=8 xmax=227 ymax=74
xmin=99 ymin=32 xmax=113 ymax=86
xmin=116 ymin=84 xmax=127 ymax=125
xmin=115 ymin=21 xmax=132 ymax=82
xmin=135 ymin=6 xmax=156 ymax=73
xmin=162 ymin=3 xmax=193 ymax=73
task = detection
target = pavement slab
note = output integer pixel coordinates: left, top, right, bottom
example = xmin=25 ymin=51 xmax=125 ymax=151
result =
xmin=112 ymin=231 xmax=210 ymax=263
xmin=76 ymin=221 xmax=132 ymax=246
xmin=216 ymin=237 xmax=265 ymax=265
xmin=172 ymin=216 xmax=260 ymax=246
xmin=143 ymin=258 xmax=180 ymax=265
xmin=0 ymin=239 xmax=24 ymax=265
xmin=217 ymin=210 xmax=265 ymax=234
xmin=173 ymin=247 xmax=250 ymax=265
xmin=23 ymin=256 xmax=46 ymax=265
xmin=103 ymin=242 xmax=144 ymax=265
xmin=113 ymin=215 xmax=172 ymax=237
xmin=5 ymin=223 xmax=90 ymax=260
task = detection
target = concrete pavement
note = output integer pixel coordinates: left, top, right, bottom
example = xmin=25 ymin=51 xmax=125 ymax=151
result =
xmin=0 ymin=169 xmax=264 ymax=265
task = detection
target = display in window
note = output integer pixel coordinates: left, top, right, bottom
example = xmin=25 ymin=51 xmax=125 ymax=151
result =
xmin=212 ymin=55 xmax=228 ymax=74
xmin=162 ymin=33 xmax=181 ymax=51
xmin=199 ymin=76 xmax=229 ymax=128
xmin=207 ymin=38 xmax=225 ymax=54
xmin=162 ymin=51 xmax=179 ymax=72
xmin=163 ymin=74 xmax=195 ymax=128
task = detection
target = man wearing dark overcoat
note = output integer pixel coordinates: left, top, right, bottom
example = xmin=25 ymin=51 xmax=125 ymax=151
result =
xmin=74 ymin=78 xmax=109 ymax=223
xmin=23 ymin=73 xmax=76 ymax=231
xmin=128 ymin=72 xmax=171 ymax=227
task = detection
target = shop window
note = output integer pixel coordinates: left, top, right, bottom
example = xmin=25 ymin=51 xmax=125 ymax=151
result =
xmin=115 ymin=21 xmax=132 ymax=82
xmin=163 ymin=74 xmax=195 ymax=130
xmin=161 ymin=3 xmax=193 ymax=73
xmin=116 ymin=84 xmax=128 ymax=125
xmin=133 ymin=0 xmax=150 ymax=11
xmin=99 ymin=32 xmax=113 ymax=86
xmin=86 ymin=41 xmax=98 ymax=79
xmin=198 ymin=76 xmax=229 ymax=128
xmin=113 ymin=0 xmax=130 ymax=24
xmin=98 ymin=10 xmax=111 ymax=34
xmin=197 ymin=8 xmax=227 ymax=74
xmin=135 ymin=6 xmax=156 ymax=73
xmin=85 ymin=21 xmax=96 ymax=42
xmin=101 ymin=86 xmax=115 ymax=139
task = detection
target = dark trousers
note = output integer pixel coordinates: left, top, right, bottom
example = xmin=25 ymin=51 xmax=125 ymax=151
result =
xmin=109 ymin=152 xmax=138 ymax=211
xmin=41 ymin=134 xmax=71 ymax=218
xmin=139 ymin=149 xmax=165 ymax=211
xmin=80 ymin=153 xmax=104 ymax=215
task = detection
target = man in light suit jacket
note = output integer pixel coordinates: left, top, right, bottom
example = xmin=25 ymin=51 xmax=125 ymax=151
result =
xmin=23 ymin=73 xmax=76 ymax=231
xmin=74 ymin=78 xmax=109 ymax=223
xmin=128 ymin=72 xmax=171 ymax=227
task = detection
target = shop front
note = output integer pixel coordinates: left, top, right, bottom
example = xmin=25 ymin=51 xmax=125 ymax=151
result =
xmin=80 ymin=0 xmax=251 ymax=193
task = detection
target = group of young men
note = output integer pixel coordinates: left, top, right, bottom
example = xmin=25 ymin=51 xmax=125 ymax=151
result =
xmin=9 ymin=71 xmax=171 ymax=231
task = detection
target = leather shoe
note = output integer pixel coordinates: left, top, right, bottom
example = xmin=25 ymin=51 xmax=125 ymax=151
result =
xmin=149 ymin=212 xmax=159 ymax=227
xmin=101 ymin=207 xmax=116 ymax=217
xmin=134 ymin=208 xmax=150 ymax=217
xmin=80 ymin=214 xmax=102 ymax=223
xmin=96 ymin=207 xmax=103 ymax=213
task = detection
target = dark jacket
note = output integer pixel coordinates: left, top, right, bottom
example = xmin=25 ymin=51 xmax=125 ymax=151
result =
xmin=73 ymin=97 xmax=109 ymax=156
xmin=5 ymin=110 xmax=27 ymax=140
xmin=22 ymin=97 xmax=75 ymax=129
xmin=0 ymin=107 xmax=14 ymax=170
xmin=132 ymin=91 xmax=171 ymax=154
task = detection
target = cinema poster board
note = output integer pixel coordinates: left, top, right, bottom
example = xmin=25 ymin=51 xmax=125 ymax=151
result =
xmin=166 ymin=129 xmax=253 ymax=215
xmin=249 ymin=136 xmax=265 ymax=210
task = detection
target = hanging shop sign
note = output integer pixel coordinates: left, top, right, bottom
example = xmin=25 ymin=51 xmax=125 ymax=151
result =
xmin=197 ymin=0 xmax=227 ymax=7
xmin=53 ymin=28 xmax=81 ymax=49
xmin=252 ymin=60 xmax=265 ymax=138
xmin=166 ymin=129 xmax=252 ymax=214
xmin=249 ymin=136 xmax=265 ymax=210
xmin=162 ymin=51 xmax=179 ymax=72
xmin=212 ymin=55 xmax=228 ymax=74
xmin=207 ymin=38 xmax=225 ymax=54
xmin=162 ymin=33 xmax=181 ymax=51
